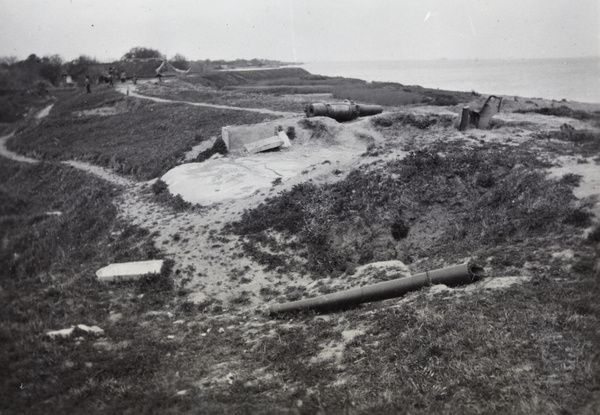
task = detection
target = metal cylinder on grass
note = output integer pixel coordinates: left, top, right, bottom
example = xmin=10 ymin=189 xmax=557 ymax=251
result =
xmin=269 ymin=262 xmax=485 ymax=314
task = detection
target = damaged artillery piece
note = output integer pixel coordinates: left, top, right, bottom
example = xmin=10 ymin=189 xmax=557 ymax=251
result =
xmin=269 ymin=262 xmax=485 ymax=314
xmin=305 ymin=100 xmax=383 ymax=122
xmin=458 ymin=95 xmax=503 ymax=131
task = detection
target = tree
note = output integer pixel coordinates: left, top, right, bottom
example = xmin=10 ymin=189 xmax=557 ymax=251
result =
xmin=0 ymin=56 xmax=18 ymax=67
xmin=39 ymin=55 xmax=63 ymax=85
xmin=65 ymin=55 xmax=98 ymax=81
xmin=122 ymin=47 xmax=162 ymax=60
xmin=170 ymin=53 xmax=189 ymax=70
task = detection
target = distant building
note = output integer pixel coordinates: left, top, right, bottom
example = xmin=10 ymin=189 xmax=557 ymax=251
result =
xmin=61 ymin=74 xmax=74 ymax=86
xmin=116 ymin=58 xmax=164 ymax=79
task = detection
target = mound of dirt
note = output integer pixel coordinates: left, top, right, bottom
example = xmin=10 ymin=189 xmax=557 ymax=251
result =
xmin=162 ymin=116 xmax=384 ymax=205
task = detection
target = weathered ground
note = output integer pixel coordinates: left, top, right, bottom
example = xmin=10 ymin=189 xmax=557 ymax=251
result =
xmin=1 ymin=73 xmax=599 ymax=414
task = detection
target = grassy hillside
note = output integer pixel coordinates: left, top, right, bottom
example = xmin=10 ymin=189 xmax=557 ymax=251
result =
xmin=1 ymin=68 xmax=599 ymax=414
xmin=7 ymin=86 xmax=276 ymax=180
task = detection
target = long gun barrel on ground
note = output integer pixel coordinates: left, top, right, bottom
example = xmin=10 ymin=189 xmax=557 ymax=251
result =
xmin=305 ymin=101 xmax=383 ymax=122
xmin=269 ymin=262 xmax=485 ymax=314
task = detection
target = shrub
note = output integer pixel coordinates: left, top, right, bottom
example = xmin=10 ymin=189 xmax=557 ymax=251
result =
xmin=226 ymin=147 xmax=579 ymax=277
xmin=428 ymin=94 xmax=460 ymax=106
xmin=516 ymin=105 xmax=600 ymax=122
xmin=195 ymin=137 xmax=228 ymax=162
xmin=151 ymin=179 xmax=193 ymax=211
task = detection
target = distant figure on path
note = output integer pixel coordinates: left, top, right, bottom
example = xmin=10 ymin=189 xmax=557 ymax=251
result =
xmin=133 ymin=75 xmax=137 ymax=85
xmin=85 ymin=76 xmax=91 ymax=94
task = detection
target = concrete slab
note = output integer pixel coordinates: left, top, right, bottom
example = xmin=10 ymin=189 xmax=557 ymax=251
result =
xmin=244 ymin=136 xmax=284 ymax=153
xmin=96 ymin=260 xmax=164 ymax=283
xmin=46 ymin=327 xmax=75 ymax=339
xmin=278 ymin=131 xmax=292 ymax=148
xmin=222 ymin=121 xmax=297 ymax=152
xmin=77 ymin=324 xmax=105 ymax=335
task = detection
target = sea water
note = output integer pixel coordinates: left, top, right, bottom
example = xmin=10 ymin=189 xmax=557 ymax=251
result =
xmin=299 ymin=57 xmax=600 ymax=104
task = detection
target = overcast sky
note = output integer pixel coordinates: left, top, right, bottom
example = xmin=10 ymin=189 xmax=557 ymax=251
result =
xmin=1 ymin=0 xmax=598 ymax=63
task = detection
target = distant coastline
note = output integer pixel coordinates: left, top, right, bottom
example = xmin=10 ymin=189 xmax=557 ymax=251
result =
xmin=296 ymin=57 xmax=600 ymax=104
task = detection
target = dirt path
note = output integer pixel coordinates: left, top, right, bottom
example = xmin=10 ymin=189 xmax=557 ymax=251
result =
xmin=0 ymin=105 xmax=135 ymax=188
xmin=0 ymin=132 xmax=39 ymax=164
xmin=116 ymin=84 xmax=297 ymax=117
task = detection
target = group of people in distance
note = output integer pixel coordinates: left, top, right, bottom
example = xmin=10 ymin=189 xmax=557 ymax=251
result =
xmin=84 ymin=67 xmax=138 ymax=94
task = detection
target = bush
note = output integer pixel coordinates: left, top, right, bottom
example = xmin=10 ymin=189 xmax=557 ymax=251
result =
xmin=151 ymin=179 xmax=193 ymax=211
xmin=516 ymin=105 xmax=600 ymax=122
xmin=195 ymin=137 xmax=228 ymax=162
xmin=226 ymin=147 xmax=579 ymax=277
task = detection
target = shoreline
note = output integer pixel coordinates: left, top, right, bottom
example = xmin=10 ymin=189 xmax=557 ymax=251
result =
xmin=294 ymin=57 xmax=600 ymax=104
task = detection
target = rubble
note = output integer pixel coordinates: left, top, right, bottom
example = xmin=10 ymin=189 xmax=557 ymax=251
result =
xmin=96 ymin=260 xmax=164 ymax=282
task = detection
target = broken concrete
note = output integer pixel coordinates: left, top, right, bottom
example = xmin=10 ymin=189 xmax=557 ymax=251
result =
xmin=96 ymin=259 xmax=164 ymax=282
xmin=244 ymin=135 xmax=284 ymax=153
xmin=222 ymin=121 xmax=296 ymax=152
xmin=459 ymin=95 xmax=503 ymax=130
xmin=46 ymin=324 xmax=104 ymax=340
xmin=46 ymin=327 xmax=75 ymax=339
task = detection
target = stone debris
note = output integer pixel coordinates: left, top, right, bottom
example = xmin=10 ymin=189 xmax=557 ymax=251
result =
xmin=77 ymin=324 xmax=105 ymax=335
xmin=96 ymin=259 xmax=164 ymax=282
xmin=44 ymin=211 xmax=63 ymax=216
xmin=278 ymin=130 xmax=292 ymax=147
xmin=144 ymin=310 xmax=174 ymax=318
xmin=108 ymin=312 xmax=123 ymax=323
xmin=244 ymin=135 xmax=284 ymax=154
xmin=46 ymin=327 xmax=75 ymax=339
xmin=46 ymin=324 xmax=104 ymax=340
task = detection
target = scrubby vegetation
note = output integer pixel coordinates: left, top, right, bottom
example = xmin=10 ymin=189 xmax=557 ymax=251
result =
xmin=194 ymin=137 xmax=228 ymax=162
xmin=516 ymin=105 xmax=600 ymax=124
xmin=1 ymin=63 xmax=599 ymax=414
xmin=151 ymin=179 xmax=195 ymax=211
xmin=534 ymin=123 xmax=600 ymax=156
xmin=49 ymin=84 xmax=126 ymax=116
xmin=0 ymin=160 xmax=181 ymax=414
xmin=136 ymin=83 xmax=304 ymax=113
xmin=227 ymin=147 xmax=587 ymax=276
xmin=7 ymin=87 xmax=276 ymax=180
xmin=371 ymin=112 xmax=455 ymax=129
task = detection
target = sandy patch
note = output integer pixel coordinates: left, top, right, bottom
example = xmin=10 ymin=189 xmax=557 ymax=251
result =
xmin=547 ymin=156 xmax=600 ymax=229
xmin=36 ymin=103 xmax=54 ymax=119
xmin=162 ymin=116 xmax=383 ymax=206
xmin=0 ymin=132 xmax=39 ymax=164
xmin=73 ymin=106 xmax=120 ymax=117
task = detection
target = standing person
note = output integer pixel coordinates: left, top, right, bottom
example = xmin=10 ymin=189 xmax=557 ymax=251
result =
xmin=85 ymin=75 xmax=91 ymax=94
xmin=132 ymin=75 xmax=137 ymax=85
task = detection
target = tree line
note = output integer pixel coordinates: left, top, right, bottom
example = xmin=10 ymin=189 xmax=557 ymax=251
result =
xmin=0 ymin=46 xmax=294 ymax=90
xmin=0 ymin=47 xmax=189 ymax=89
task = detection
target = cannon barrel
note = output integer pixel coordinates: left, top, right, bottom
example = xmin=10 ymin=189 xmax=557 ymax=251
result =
xmin=269 ymin=262 xmax=485 ymax=314
xmin=305 ymin=101 xmax=383 ymax=122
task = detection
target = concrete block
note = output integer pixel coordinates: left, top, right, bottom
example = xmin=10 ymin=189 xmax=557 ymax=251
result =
xmin=278 ymin=131 xmax=292 ymax=148
xmin=222 ymin=122 xmax=294 ymax=152
xmin=221 ymin=127 xmax=230 ymax=150
xmin=96 ymin=260 xmax=164 ymax=283
xmin=244 ymin=136 xmax=284 ymax=154
xmin=46 ymin=327 xmax=75 ymax=339
xmin=77 ymin=324 xmax=105 ymax=335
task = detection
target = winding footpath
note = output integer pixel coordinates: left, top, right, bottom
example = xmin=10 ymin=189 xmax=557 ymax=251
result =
xmin=117 ymin=84 xmax=298 ymax=117
xmin=0 ymin=132 xmax=39 ymax=164
xmin=0 ymin=104 xmax=134 ymax=187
